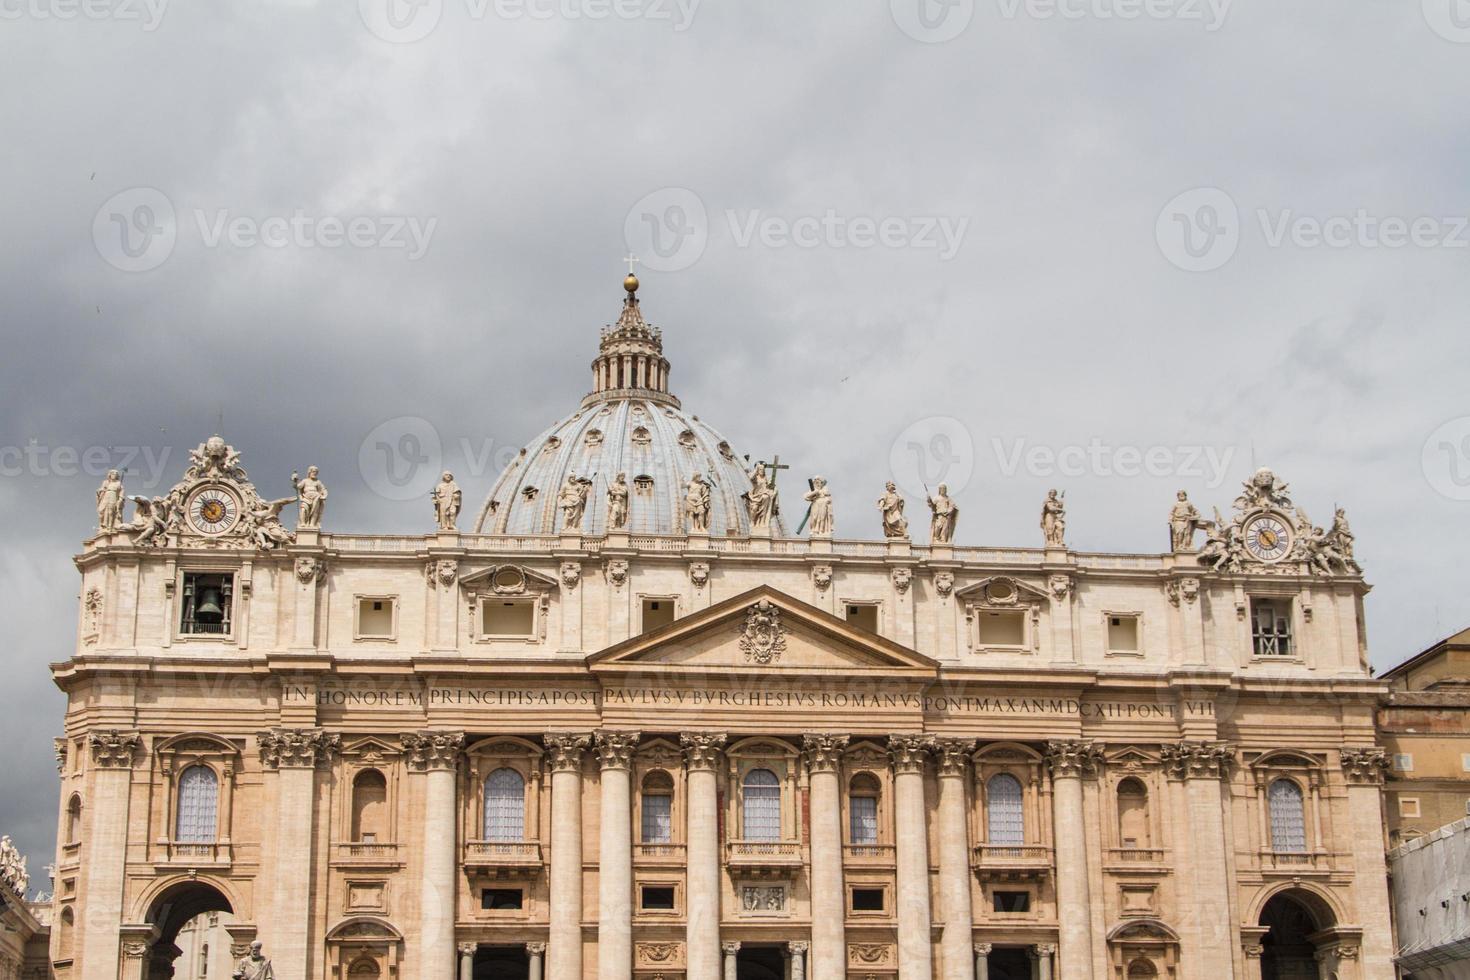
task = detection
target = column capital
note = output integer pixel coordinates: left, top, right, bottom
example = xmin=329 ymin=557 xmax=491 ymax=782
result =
xmin=787 ymin=941 xmax=809 ymax=955
xmin=1044 ymin=739 xmax=1103 ymax=779
xmin=721 ymin=941 xmax=742 ymax=955
xmin=1160 ymin=740 xmax=1235 ymax=780
xmin=89 ymin=730 xmax=142 ymax=769
xmin=593 ymin=730 xmax=642 ymax=770
xmin=525 ymin=942 xmax=547 ymax=956
xmin=400 ymin=730 xmax=465 ymax=772
xmin=1340 ymin=746 xmax=1389 ymax=785
xmin=1032 ymin=943 xmax=1057 ymax=957
xmin=1242 ymin=944 xmax=1264 ymax=959
xmin=258 ymin=727 xmax=340 ymax=770
xmin=973 ymin=943 xmax=993 ymax=956
xmin=458 ymin=943 xmax=478 ymax=956
xmin=932 ymin=737 xmax=975 ymax=777
xmin=544 ymin=732 xmax=591 ymax=772
xmin=802 ymin=733 xmax=849 ymax=773
xmin=680 ymin=732 xmax=728 ymax=771
xmin=888 ymin=734 xmax=935 ymax=774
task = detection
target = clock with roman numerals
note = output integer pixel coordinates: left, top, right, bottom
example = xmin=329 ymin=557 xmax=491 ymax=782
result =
xmin=186 ymin=485 xmax=240 ymax=536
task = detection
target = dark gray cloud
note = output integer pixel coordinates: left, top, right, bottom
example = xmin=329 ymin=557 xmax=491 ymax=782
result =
xmin=3 ymin=0 xmax=1470 ymax=888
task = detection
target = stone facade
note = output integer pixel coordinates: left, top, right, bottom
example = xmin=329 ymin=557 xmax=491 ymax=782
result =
xmin=49 ymin=279 xmax=1396 ymax=980
xmin=1379 ymin=629 xmax=1470 ymax=845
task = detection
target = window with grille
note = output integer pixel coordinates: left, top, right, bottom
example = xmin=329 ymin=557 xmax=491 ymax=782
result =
xmin=742 ymin=769 xmax=781 ymax=841
xmin=987 ymin=773 xmax=1025 ymax=849
xmin=484 ymin=768 xmax=526 ymax=841
xmin=1251 ymin=599 xmax=1293 ymax=657
xmin=1267 ymin=778 xmax=1307 ymax=852
xmin=641 ymin=770 xmax=674 ymax=843
xmin=175 ymin=765 xmax=219 ymax=843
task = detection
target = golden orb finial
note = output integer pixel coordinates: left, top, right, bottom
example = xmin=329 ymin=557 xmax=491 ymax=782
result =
xmin=624 ymin=273 xmax=640 ymax=294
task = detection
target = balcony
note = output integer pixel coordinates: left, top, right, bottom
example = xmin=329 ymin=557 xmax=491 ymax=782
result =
xmin=1261 ymin=850 xmax=1330 ymax=874
xmin=334 ymin=841 xmax=402 ymax=867
xmin=634 ymin=842 xmax=687 ymax=866
xmin=159 ymin=841 xmax=230 ymax=867
xmin=843 ymin=844 xmax=896 ymax=870
xmin=726 ymin=839 xmax=804 ymax=877
xmin=1105 ymin=847 xmax=1167 ymax=870
xmin=464 ymin=840 xmax=544 ymax=877
xmin=972 ymin=843 xmax=1052 ymax=880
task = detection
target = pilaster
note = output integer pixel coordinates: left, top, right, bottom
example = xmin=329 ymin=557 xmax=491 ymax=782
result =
xmin=803 ymin=734 xmax=849 ymax=980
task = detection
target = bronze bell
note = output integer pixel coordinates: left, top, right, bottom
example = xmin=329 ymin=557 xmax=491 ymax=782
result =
xmin=195 ymin=588 xmax=224 ymax=621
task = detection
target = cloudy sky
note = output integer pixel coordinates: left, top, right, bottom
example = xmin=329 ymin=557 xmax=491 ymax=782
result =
xmin=4 ymin=0 xmax=1470 ymax=884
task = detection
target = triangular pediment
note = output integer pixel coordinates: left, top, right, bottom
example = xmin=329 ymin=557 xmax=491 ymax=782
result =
xmin=588 ymin=586 xmax=938 ymax=678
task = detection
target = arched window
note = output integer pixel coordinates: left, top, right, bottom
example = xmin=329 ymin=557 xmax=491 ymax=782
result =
xmin=1116 ymin=778 xmax=1150 ymax=849
xmin=742 ymin=769 xmax=781 ymax=841
xmin=199 ymin=943 xmax=209 ymax=979
xmin=641 ymin=770 xmax=674 ymax=844
xmin=1268 ymin=778 xmax=1307 ymax=852
xmin=351 ymin=769 xmax=388 ymax=842
xmin=484 ymin=768 xmax=526 ymax=841
xmin=175 ymin=765 xmax=219 ymax=843
xmin=65 ymin=795 xmax=82 ymax=845
xmin=1127 ymin=958 xmax=1158 ymax=979
xmin=848 ymin=773 xmax=881 ymax=845
xmin=986 ymin=773 xmax=1025 ymax=848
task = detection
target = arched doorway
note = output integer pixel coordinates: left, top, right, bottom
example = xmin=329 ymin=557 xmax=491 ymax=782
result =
xmin=142 ymin=880 xmax=235 ymax=980
xmin=1259 ymin=892 xmax=1327 ymax=980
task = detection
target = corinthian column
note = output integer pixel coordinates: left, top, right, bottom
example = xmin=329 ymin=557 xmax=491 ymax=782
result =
xmin=682 ymin=733 xmax=729 ymax=980
xmin=80 ymin=731 xmax=141 ymax=980
xmin=1045 ymin=740 xmax=1100 ymax=980
xmin=935 ymin=739 xmax=976 ymax=980
xmin=1160 ymin=740 xmax=1236 ymax=980
xmin=403 ymin=731 xmax=465 ymax=980
xmin=546 ymin=733 xmax=591 ymax=980
xmin=890 ymin=735 xmax=936 ymax=980
xmin=595 ymin=731 xmax=641 ymax=980
xmin=803 ymin=734 xmax=849 ymax=980
xmin=259 ymin=727 xmax=340 ymax=980
xmin=1341 ymin=747 xmax=1394 ymax=980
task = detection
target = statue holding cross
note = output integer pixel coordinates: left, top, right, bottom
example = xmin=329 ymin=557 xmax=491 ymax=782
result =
xmin=742 ymin=456 xmax=787 ymax=532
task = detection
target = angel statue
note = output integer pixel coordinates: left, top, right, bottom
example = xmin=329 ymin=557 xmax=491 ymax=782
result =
xmin=1196 ymin=507 xmax=1241 ymax=571
xmin=245 ymin=497 xmax=297 ymax=550
xmin=128 ymin=495 xmax=174 ymax=547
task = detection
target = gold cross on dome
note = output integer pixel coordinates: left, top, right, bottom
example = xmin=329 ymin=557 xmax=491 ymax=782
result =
xmin=624 ymin=253 xmax=640 ymax=276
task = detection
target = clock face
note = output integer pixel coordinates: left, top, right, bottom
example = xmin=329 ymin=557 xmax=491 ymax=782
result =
xmin=1244 ymin=514 xmax=1292 ymax=562
xmin=187 ymin=486 xmax=239 ymax=536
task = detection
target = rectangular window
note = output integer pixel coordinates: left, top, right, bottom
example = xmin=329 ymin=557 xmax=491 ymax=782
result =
xmin=1399 ymin=797 xmax=1421 ymax=818
xmin=1461 ymin=753 xmax=1470 ymax=772
xmin=993 ymin=891 xmax=1031 ymax=913
xmin=849 ymin=796 xmax=878 ymax=845
xmin=180 ymin=573 xmax=233 ymax=636
xmin=481 ymin=888 xmax=523 ymax=911
xmin=1251 ymin=599 xmax=1293 ymax=657
xmin=851 ymin=888 xmax=885 ymax=912
xmin=356 ymin=597 xmax=396 ymax=639
xmin=977 ymin=610 xmax=1026 ymax=647
xmin=641 ymin=598 xmax=676 ymax=633
xmin=1394 ymin=753 xmax=1414 ymax=771
xmin=845 ymin=603 xmax=879 ymax=633
xmin=482 ymin=599 xmax=536 ymax=638
xmin=1107 ymin=614 xmax=1140 ymax=654
xmin=641 ymin=795 xmax=673 ymax=844
xmin=640 ymin=886 xmax=676 ymax=911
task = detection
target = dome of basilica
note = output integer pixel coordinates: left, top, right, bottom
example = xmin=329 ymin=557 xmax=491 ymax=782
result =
xmin=473 ymin=279 xmax=787 ymax=538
